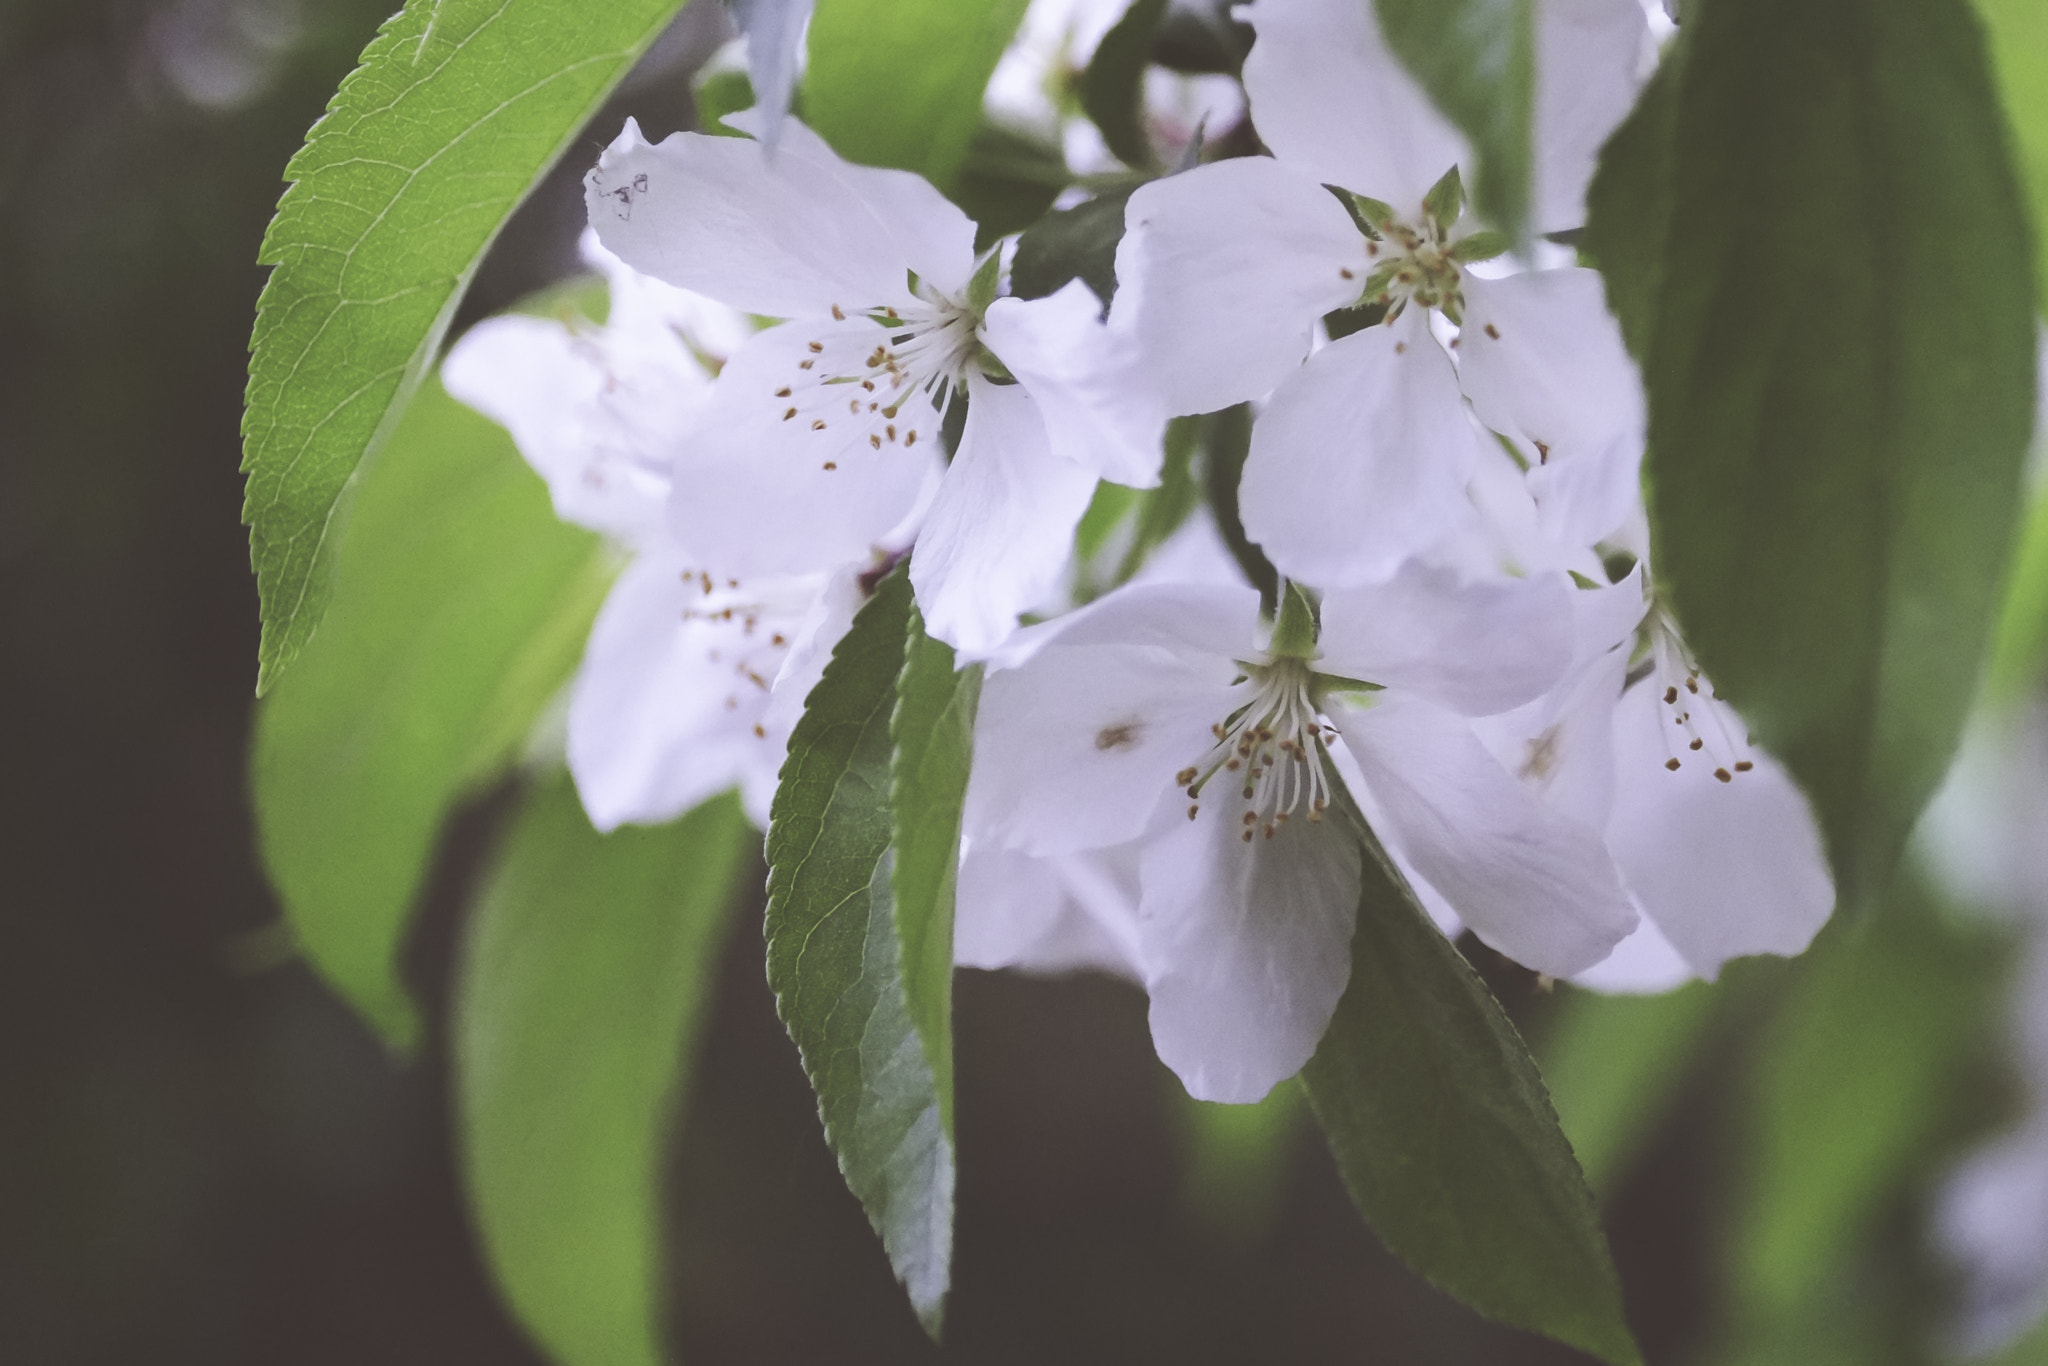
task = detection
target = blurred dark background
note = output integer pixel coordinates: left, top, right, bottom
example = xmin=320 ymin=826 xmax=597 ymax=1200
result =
xmin=0 ymin=1 xmax=1994 ymax=1362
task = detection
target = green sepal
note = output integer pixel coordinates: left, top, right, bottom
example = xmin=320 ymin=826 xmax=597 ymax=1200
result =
xmin=966 ymin=250 xmax=1004 ymax=314
xmin=1422 ymin=163 xmax=1466 ymax=230
xmin=1452 ymin=228 xmax=1513 ymax=262
xmin=1334 ymin=186 xmax=1397 ymax=236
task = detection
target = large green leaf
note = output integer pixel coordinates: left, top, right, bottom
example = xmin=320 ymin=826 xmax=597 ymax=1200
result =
xmin=763 ymin=565 xmax=956 ymax=1335
xmin=1372 ymin=0 xmax=1534 ymax=240
xmin=252 ymin=373 xmax=609 ymax=1048
xmin=241 ymin=0 xmax=687 ymax=692
xmin=1584 ymin=0 xmax=2038 ymax=907
xmin=1300 ymin=832 xmax=1641 ymax=1366
xmin=803 ymin=0 xmax=1032 ymax=187
xmin=455 ymin=776 xmax=750 ymax=1366
xmin=888 ymin=607 xmax=981 ymax=1136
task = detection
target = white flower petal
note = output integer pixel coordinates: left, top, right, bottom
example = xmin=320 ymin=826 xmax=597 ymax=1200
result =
xmin=910 ymin=374 xmax=1100 ymax=657
xmin=1532 ymin=0 xmax=1652 ymax=234
xmin=1607 ymin=680 xmax=1835 ymax=977
xmin=982 ymin=280 xmax=1167 ymax=487
xmin=967 ymin=641 xmax=1237 ymax=857
xmin=567 ymin=550 xmax=795 ymax=831
xmin=1459 ymin=270 xmax=1645 ymax=546
xmin=1239 ymin=0 xmax=1469 ymax=210
xmin=1569 ymin=915 xmax=1696 ymax=994
xmin=585 ymin=117 xmax=973 ymax=318
xmin=1137 ymin=790 xmax=1361 ymax=1103
xmin=1003 ymin=578 xmax=1265 ymax=661
xmin=666 ymin=320 xmax=943 ymax=577
xmin=1318 ymin=564 xmax=1576 ymax=715
xmin=1241 ymin=311 xmax=1487 ymax=585
xmin=1336 ymin=693 xmax=1637 ymax=977
xmin=954 ymin=841 xmax=1145 ymax=982
xmin=1113 ymin=157 xmax=1366 ymax=414
xmin=442 ymin=320 xmax=672 ymax=544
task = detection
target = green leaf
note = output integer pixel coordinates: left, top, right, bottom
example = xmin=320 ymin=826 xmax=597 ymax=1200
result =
xmin=888 ymin=608 xmax=981 ymax=1140
xmin=1372 ymin=0 xmax=1534 ymax=240
xmin=1082 ymin=0 xmax=1170 ymax=170
xmin=803 ymin=0 xmax=1031 ymax=187
xmin=1300 ymin=832 xmax=1640 ymax=1366
xmin=1010 ymin=187 xmax=1137 ymax=306
xmin=951 ymin=119 xmax=1075 ymax=246
xmin=1584 ymin=0 xmax=2039 ymax=907
xmin=1730 ymin=887 xmax=2002 ymax=1319
xmin=241 ymin=0 xmax=688 ymax=692
xmin=763 ymin=565 xmax=956 ymax=1335
xmin=1537 ymin=983 xmax=1716 ymax=1197
xmin=252 ymin=372 xmax=609 ymax=1048
xmin=1976 ymin=0 xmax=2048 ymax=307
xmin=454 ymin=775 xmax=750 ymax=1366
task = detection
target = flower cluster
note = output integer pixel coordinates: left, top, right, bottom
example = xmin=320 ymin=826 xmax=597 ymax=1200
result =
xmin=449 ymin=0 xmax=1833 ymax=1104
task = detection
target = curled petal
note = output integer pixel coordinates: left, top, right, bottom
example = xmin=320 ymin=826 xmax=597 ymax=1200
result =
xmin=1113 ymin=157 xmax=1365 ymax=415
xmin=1336 ymin=693 xmax=1637 ymax=977
xmin=1241 ymin=311 xmax=1486 ymax=586
xmin=1533 ymin=0 xmax=1652 ymax=234
xmin=910 ymin=374 xmax=1099 ymax=657
xmin=954 ymin=842 xmax=1145 ymax=982
xmin=983 ymin=280 xmax=1168 ymax=487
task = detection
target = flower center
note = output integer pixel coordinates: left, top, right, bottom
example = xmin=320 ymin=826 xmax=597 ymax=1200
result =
xmin=1174 ymin=656 xmax=1337 ymax=843
xmin=1641 ymin=604 xmax=1756 ymax=783
xmin=774 ymin=285 xmax=981 ymax=468
xmin=1360 ymin=215 xmax=1466 ymax=323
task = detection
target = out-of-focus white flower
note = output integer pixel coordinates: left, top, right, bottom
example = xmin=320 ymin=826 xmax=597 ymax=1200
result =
xmin=444 ymin=234 xmax=863 ymax=829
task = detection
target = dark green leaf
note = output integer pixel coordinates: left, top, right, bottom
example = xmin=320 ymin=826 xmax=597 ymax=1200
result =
xmin=242 ymin=0 xmax=688 ymax=692
xmin=1301 ymin=832 xmax=1640 ymax=1366
xmin=888 ymin=606 xmax=980 ymax=1137
xmin=803 ymin=0 xmax=1031 ymax=186
xmin=1200 ymin=403 xmax=1280 ymax=609
xmin=1010 ymin=188 xmax=1137 ymax=306
xmin=1372 ymin=0 xmax=1534 ymax=240
xmin=952 ymin=120 xmax=1075 ymax=245
xmin=252 ymin=373 xmax=609 ymax=1048
xmin=454 ymin=775 xmax=750 ymax=1366
xmin=764 ymin=565 xmax=955 ymax=1334
xmin=1730 ymin=887 xmax=2003 ymax=1319
xmin=1082 ymin=0 xmax=1169 ymax=170
xmin=1584 ymin=0 xmax=2038 ymax=907
xmin=1537 ymin=983 xmax=1716 ymax=1196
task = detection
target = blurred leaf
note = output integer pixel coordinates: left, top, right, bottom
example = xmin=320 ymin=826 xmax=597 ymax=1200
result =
xmin=1538 ymin=983 xmax=1716 ymax=1197
xmin=1301 ymin=833 xmax=1641 ymax=1366
xmin=764 ymin=565 xmax=955 ymax=1335
xmin=241 ymin=0 xmax=687 ymax=692
xmin=454 ymin=775 xmax=749 ymax=1366
xmin=1176 ymin=1081 xmax=1305 ymax=1245
xmin=803 ymin=0 xmax=1031 ymax=187
xmin=1989 ymin=484 xmax=2048 ymax=698
xmin=1975 ymin=0 xmax=2048 ymax=307
xmin=1585 ymin=0 xmax=2038 ymax=908
xmin=1010 ymin=187 xmax=1136 ymax=306
xmin=1731 ymin=887 xmax=2003 ymax=1319
xmin=1372 ymin=0 xmax=1534 ymax=241
xmin=1200 ymin=403 xmax=1279 ymax=608
xmin=1082 ymin=0 xmax=1168 ymax=170
xmin=887 ymin=606 xmax=980 ymax=1140
xmin=252 ymin=374 xmax=609 ymax=1048
xmin=952 ymin=119 xmax=1074 ymax=246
